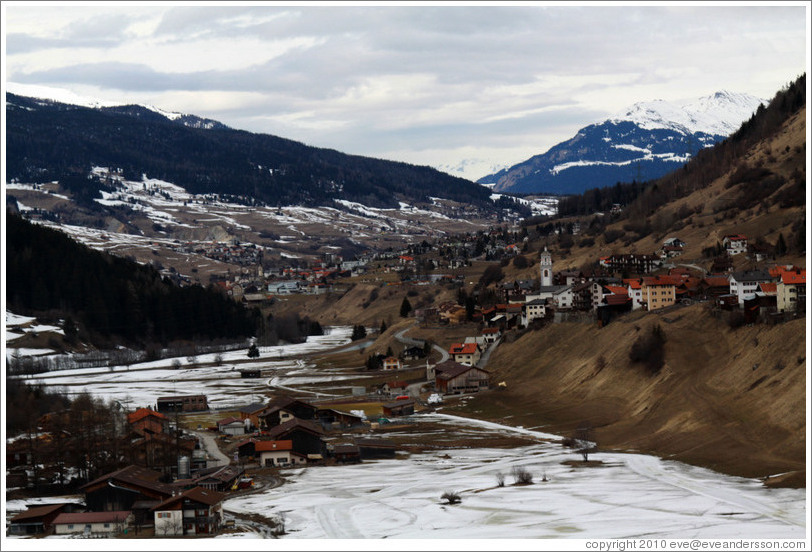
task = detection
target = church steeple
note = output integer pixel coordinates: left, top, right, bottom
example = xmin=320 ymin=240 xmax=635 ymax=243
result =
xmin=540 ymin=246 xmax=552 ymax=287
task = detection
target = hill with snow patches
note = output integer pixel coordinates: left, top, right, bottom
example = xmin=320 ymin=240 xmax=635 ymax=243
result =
xmin=479 ymin=91 xmax=766 ymax=195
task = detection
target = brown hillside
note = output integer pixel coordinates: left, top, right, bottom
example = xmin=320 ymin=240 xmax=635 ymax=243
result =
xmin=450 ymin=304 xmax=806 ymax=487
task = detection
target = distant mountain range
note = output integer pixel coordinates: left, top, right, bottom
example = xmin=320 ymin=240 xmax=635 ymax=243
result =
xmin=478 ymin=91 xmax=766 ymax=195
xmin=5 ymin=88 xmax=502 ymax=213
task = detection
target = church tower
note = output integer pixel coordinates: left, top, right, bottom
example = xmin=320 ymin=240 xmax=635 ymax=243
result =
xmin=540 ymin=246 xmax=552 ymax=287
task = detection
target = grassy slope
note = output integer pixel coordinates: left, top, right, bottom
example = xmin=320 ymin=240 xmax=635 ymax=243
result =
xmin=448 ymin=305 xmax=805 ymax=487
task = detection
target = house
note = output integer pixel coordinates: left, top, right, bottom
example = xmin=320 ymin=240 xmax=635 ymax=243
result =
xmin=315 ymin=408 xmax=366 ymax=430
xmin=152 ymin=486 xmax=224 ymax=536
xmin=382 ymin=399 xmax=415 ymax=417
xmin=729 ymin=270 xmax=773 ymax=306
xmin=52 ymin=511 xmax=132 ymax=536
xmin=603 ymin=253 xmax=660 ymax=274
xmin=354 ymin=438 xmax=397 ymax=459
xmin=258 ymin=396 xmax=318 ymax=429
xmin=156 ymin=395 xmax=208 ymax=414
xmin=129 ymin=430 xmax=197 ymax=473
xmin=264 ymin=418 xmax=327 ymax=457
xmin=699 ymin=275 xmax=732 ymax=299
xmin=255 ymin=440 xmax=307 ymax=467
xmin=597 ymin=292 xmax=633 ymax=326
xmin=663 ymin=237 xmax=686 ymax=248
xmin=238 ymin=402 xmax=267 ymax=429
xmin=448 ymin=342 xmax=481 ymax=366
xmin=382 ymin=356 xmax=402 ymax=371
xmin=723 ymin=234 xmax=748 ymax=256
xmin=127 ymin=408 xmax=168 ymax=436
xmin=7 ymin=503 xmax=73 ymax=535
xmin=267 ymin=280 xmax=300 ymax=295
xmin=239 ymin=368 xmax=262 ymax=378
xmin=641 ymin=276 xmax=677 ymax=311
xmin=80 ymin=465 xmax=175 ymax=520
xmin=217 ymin=416 xmax=246 ymax=436
xmin=777 ymin=269 xmax=806 ymax=313
xmin=435 ymin=363 xmax=490 ymax=395
xmin=401 ymin=346 xmax=426 ymax=360
xmin=190 ymin=465 xmax=243 ymax=492
xmin=481 ymin=327 xmax=502 ymax=343
xmin=331 ymin=444 xmax=362 ymax=464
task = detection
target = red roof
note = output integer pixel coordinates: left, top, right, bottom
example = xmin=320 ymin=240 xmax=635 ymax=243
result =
xmin=127 ymin=408 xmax=167 ymax=424
xmin=604 ymin=285 xmax=628 ymax=296
xmin=724 ymin=234 xmax=747 ymax=241
xmin=624 ymin=279 xmax=642 ymax=290
xmin=781 ymin=270 xmax=806 ymax=285
xmin=387 ymin=380 xmax=409 ymax=388
xmin=642 ymin=276 xmax=677 ymax=287
xmin=482 ymin=328 xmax=500 ymax=334
xmin=255 ymin=440 xmax=293 ymax=452
xmin=703 ymin=276 xmax=730 ymax=287
xmin=217 ymin=416 xmax=243 ymax=426
xmin=449 ymin=343 xmax=478 ymax=355
xmin=759 ymin=282 xmax=777 ymax=294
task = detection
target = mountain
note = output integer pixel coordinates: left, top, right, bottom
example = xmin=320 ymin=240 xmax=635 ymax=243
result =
xmin=5 ymin=91 xmax=499 ymax=212
xmin=479 ymin=91 xmax=766 ymax=195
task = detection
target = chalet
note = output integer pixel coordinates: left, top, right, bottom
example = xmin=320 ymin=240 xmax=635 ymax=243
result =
xmin=190 ymin=465 xmax=243 ymax=492
xmin=331 ymin=444 xmax=362 ymax=464
xmin=152 ymin=486 xmax=224 ymax=536
xmin=238 ymin=402 xmax=267 ymax=429
xmin=80 ymin=465 xmax=175 ymax=522
xmin=723 ymin=234 xmax=748 ymax=256
xmin=129 ymin=430 xmax=197 ymax=473
xmin=597 ymin=292 xmax=633 ymax=326
xmin=777 ymin=269 xmax=806 ymax=313
xmin=571 ymin=282 xmax=594 ymax=311
xmin=354 ymin=438 xmax=397 ymax=459
xmin=255 ymin=440 xmax=307 ymax=467
xmin=448 ymin=342 xmax=481 ymax=366
xmin=641 ymin=276 xmax=677 ymax=311
xmin=127 ymin=408 xmax=168 ymax=436
xmin=435 ymin=364 xmax=490 ymax=395
xmin=401 ymin=346 xmax=426 ymax=360
xmin=481 ymin=327 xmax=502 ymax=343
xmin=52 ymin=511 xmax=132 ymax=536
xmin=729 ymin=270 xmax=773 ymax=306
xmin=8 ymin=503 xmax=73 ymax=535
xmin=382 ymin=356 xmax=402 ymax=371
xmin=156 ymin=394 xmax=208 ymax=414
xmin=663 ymin=237 xmax=686 ymax=248
xmin=217 ymin=416 xmax=246 ymax=436
xmin=315 ymin=408 xmax=366 ymax=429
xmin=623 ymin=279 xmax=644 ymax=310
xmin=382 ymin=399 xmax=415 ymax=417
xmin=699 ymin=275 xmax=731 ymax=299
xmin=258 ymin=396 xmax=318 ymax=429
xmin=264 ymin=418 xmax=327 ymax=457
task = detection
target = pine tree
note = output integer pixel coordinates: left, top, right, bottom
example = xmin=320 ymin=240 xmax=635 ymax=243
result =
xmin=399 ymin=297 xmax=412 ymax=318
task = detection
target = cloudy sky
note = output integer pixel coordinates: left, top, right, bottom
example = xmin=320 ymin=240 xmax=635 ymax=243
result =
xmin=2 ymin=2 xmax=809 ymax=180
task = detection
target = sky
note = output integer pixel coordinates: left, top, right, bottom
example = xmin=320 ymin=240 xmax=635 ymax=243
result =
xmin=2 ymin=2 xmax=810 ymax=181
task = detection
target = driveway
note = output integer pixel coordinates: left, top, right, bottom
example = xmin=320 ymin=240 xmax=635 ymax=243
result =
xmin=190 ymin=429 xmax=231 ymax=467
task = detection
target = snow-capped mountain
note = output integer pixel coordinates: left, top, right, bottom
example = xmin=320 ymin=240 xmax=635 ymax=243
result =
xmin=5 ymin=82 xmax=228 ymax=130
xmin=480 ymin=91 xmax=765 ymax=195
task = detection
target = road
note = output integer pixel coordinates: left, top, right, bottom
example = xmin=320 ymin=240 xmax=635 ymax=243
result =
xmin=394 ymin=323 xmax=449 ymax=363
xmin=189 ymin=429 xmax=230 ymax=467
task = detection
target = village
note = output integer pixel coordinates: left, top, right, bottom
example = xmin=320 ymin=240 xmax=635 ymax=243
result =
xmin=6 ymin=221 xmax=806 ymax=539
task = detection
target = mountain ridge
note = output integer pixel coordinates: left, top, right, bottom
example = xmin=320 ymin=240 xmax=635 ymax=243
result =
xmin=479 ymin=91 xmax=766 ymax=195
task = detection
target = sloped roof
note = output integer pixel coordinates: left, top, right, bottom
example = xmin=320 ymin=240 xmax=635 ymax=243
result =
xmin=127 ymin=408 xmax=167 ymax=424
xmin=759 ymin=282 xmax=778 ymax=294
xmin=79 ymin=465 xmax=173 ymax=495
xmin=449 ymin=343 xmax=478 ymax=355
xmin=265 ymin=418 xmax=325 ymax=439
xmin=781 ymin=270 xmax=806 ymax=285
xmin=436 ymin=364 xmax=490 ymax=381
xmin=217 ymin=416 xmax=243 ymax=426
xmin=604 ymin=285 xmax=629 ymax=296
xmin=152 ymin=486 xmax=225 ymax=510
xmin=10 ymin=503 xmax=66 ymax=522
xmin=255 ymin=439 xmax=293 ymax=452
xmin=703 ymin=275 xmax=731 ymax=287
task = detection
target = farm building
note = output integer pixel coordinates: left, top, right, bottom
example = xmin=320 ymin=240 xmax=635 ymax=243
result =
xmin=156 ymin=394 xmax=208 ymax=414
xmin=435 ymin=364 xmax=490 ymax=395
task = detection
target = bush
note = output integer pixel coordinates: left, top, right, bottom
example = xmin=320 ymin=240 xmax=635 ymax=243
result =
xmin=512 ymin=255 xmax=529 ymax=269
xmin=628 ymin=324 xmax=666 ymax=374
xmin=441 ymin=491 xmax=461 ymax=504
xmin=511 ymin=465 xmax=534 ymax=485
xmin=495 ymin=472 xmax=505 ymax=487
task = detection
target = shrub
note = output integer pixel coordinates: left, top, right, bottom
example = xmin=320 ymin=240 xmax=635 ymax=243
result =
xmin=441 ymin=491 xmax=461 ymax=504
xmin=628 ymin=324 xmax=666 ymax=374
xmin=511 ymin=465 xmax=534 ymax=485
xmin=495 ymin=472 xmax=505 ymax=487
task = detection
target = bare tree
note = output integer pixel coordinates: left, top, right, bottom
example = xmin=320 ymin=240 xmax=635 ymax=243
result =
xmin=511 ymin=465 xmax=534 ymax=485
xmin=441 ymin=491 xmax=462 ymax=504
xmin=573 ymin=423 xmax=596 ymax=462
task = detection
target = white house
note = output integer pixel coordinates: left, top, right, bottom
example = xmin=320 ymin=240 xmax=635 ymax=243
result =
xmin=52 ymin=511 xmax=132 ymax=536
xmin=723 ymin=234 xmax=748 ymax=256
xmin=729 ymin=270 xmax=773 ymax=305
xmin=256 ymin=440 xmax=307 ymax=467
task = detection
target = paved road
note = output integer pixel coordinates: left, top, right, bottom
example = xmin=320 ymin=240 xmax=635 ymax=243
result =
xmin=476 ymin=337 xmax=501 ymax=369
xmin=190 ymin=429 xmax=230 ymax=467
xmin=394 ymin=323 xmax=449 ymax=363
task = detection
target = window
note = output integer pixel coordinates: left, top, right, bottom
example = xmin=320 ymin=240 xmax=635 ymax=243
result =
xmin=68 ymin=524 xmax=74 ymax=530
xmin=104 ymin=523 xmax=110 ymax=528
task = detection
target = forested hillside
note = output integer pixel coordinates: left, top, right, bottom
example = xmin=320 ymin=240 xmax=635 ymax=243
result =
xmin=5 ymin=93 xmax=495 ymax=210
xmin=6 ymin=213 xmax=262 ymax=346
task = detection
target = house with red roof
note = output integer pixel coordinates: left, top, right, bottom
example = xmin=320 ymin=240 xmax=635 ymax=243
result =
xmin=152 ymin=486 xmax=225 ymax=536
xmin=52 ymin=511 xmax=133 ymax=536
xmin=255 ymin=439 xmax=306 ymax=467
xmin=777 ymin=269 xmax=806 ymax=313
xmin=723 ymin=234 xmax=748 ymax=256
xmin=448 ymin=342 xmax=481 ymax=366
xmin=127 ymin=408 xmax=167 ymax=436
xmin=624 ymin=278 xmax=644 ymax=310
xmin=641 ymin=276 xmax=677 ymax=311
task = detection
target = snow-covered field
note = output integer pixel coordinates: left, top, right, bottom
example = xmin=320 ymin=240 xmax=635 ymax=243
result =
xmin=18 ymin=327 xmax=355 ymax=409
xmin=225 ymin=414 xmax=807 ymax=540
